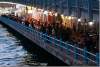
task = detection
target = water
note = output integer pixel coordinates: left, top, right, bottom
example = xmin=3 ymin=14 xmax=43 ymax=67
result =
xmin=0 ymin=24 xmax=48 ymax=67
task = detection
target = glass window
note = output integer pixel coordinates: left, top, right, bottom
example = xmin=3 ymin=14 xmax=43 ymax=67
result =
xmin=82 ymin=0 xmax=89 ymax=9
xmin=92 ymin=0 xmax=99 ymax=9
xmin=70 ymin=0 xmax=77 ymax=7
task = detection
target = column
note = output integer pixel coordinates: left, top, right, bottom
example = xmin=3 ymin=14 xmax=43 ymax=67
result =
xmin=88 ymin=0 xmax=93 ymax=21
xmin=68 ymin=0 xmax=71 ymax=16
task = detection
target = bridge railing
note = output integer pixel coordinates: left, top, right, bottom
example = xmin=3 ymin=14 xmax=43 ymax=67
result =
xmin=39 ymin=32 xmax=99 ymax=65
xmin=0 ymin=16 xmax=99 ymax=66
xmin=19 ymin=21 xmax=99 ymax=66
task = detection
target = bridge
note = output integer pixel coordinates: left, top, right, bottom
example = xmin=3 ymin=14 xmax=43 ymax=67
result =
xmin=0 ymin=0 xmax=99 ymax=66
xmin=0 ymin=15 xmax=99 ymax=66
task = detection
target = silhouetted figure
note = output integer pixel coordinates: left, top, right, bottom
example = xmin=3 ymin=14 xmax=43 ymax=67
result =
xmin=84 ymin=34 xmax=95 ymax=53
xmin=40 ymin=24 xmax=46 ymax=33
xmin=62 ymin=27 xmax=72 ymax=41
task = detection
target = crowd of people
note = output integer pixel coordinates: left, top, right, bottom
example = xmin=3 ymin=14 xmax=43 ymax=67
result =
xmin=1 ymin=14 xmax=99 ymax=53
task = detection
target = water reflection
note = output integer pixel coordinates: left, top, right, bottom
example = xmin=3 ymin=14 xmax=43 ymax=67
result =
xmin=0 ymin=24 xmax=47 ymax=66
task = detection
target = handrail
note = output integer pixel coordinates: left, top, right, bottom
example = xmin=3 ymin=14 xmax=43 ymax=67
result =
xmin=21 ymin=21 xmax=99 ymax=65
xmin=39 ymin=34 xmax=97 ymax=63
xmin=34 ymin=29 xmax=97 ymax=57
xmin=24 ymin=24 xmax=98 ymax=63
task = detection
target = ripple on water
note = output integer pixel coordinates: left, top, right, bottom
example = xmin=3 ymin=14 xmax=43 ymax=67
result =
xmin=0 ymin=24 xmax=48 ymax=66
xmin=0 ymin=24 xmax=30 ymax=66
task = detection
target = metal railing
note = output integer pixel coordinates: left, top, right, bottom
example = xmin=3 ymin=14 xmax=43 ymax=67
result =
xmin=0 ymin=16 xmax=99 ymax=66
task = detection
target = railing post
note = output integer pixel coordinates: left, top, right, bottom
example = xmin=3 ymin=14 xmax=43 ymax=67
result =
xmin=39 ymin=32 xmax=42 ymax=45
xmin=83 ymin=47 xmax=88 ymax=64
xmin=60 ymin=38 xmax=62 ymax=46
xmin=51 ymin=36 xmax=55 ymax=46
xmin=35 ymin=30 xmax=38 ymax=40
xmin=32 ymin=28 xmax=34 ymax=35
xmin=43 ymin=32 xmax=47 ymax=42
xmin=38 ymin=32 xmax=41 ymax=40
xmin=67 ymin=45 xmax=70 ymax=55
xmin=66 ymin=44 xmax=71 ymax=64
xmin=74 ymin=45 xmax=78 ymax=64
xmin=53 ymin=37 xmax=56 ymax=46
xmin=96 ymin=53 xmax=99 ymax=66
xmin=32 ymin=28 xmax=35 ymax=40
xmin=36 ymin=30 xmax=38 ymax=38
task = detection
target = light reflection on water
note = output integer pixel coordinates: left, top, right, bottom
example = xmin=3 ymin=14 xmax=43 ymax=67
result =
xmin=0 ymin=24 xmax=46 ymax=66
